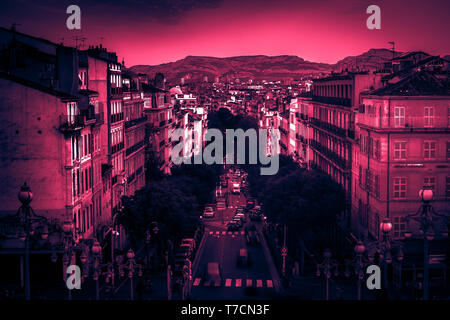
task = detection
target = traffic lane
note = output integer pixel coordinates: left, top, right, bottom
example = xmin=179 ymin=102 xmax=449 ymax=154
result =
xmin=191 ymin=233 xmax=246 ymax=299
xmin=190 ymin=232 xmax=273 ymax=300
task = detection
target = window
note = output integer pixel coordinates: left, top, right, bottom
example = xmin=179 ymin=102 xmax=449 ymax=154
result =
xmin=394 ymin=107 xmax=405 ymax=127
xmin=424 ymin=107 xmax=434 ymax=127
xmin=424 ymin=141 xmax=436 ymax=159
xmin=424 ymin=177 xmax=436 ymax=192
xmin=393 ymin=177 xmax=406 ymax=199
xmin=447 ymin=141 xmax=450 ymax=160
xmin=393 ymin=216 xmax=406 ymax=238
xmin=393 ymin=141 xmax=407 ymax=160
xmin=373 ymin=139 xmax=380 ymax=160
xmin=446 ymin=177 xmax=450 ymax=199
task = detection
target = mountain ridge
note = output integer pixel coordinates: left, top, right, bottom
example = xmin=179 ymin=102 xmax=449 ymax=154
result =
xmin=129 ymin=49 xmax=403 ymax=83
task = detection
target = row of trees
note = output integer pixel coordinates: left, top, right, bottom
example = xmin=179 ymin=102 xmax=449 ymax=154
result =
xmin=119 ymin=162 xmax=221 ymax=249
xmin=243 ymin=155 xmax=346 ymax=253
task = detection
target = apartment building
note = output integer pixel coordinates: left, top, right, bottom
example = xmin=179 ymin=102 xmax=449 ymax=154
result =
xmin=354 ymin=71 xmax=450 ymax=240
xmin=122 ymin=73 xmax=146 ymax=197
xmin=289 ymin=95 xmax=313 ymax=167
xmin=309 ymin=72 xmax=384 ymax=224
xmin=144 ymin=75 xmax=173 ymax=175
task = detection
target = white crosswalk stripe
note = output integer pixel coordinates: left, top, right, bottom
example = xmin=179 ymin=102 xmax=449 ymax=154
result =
xmin=192 ymin=278 xmax=274 ymax=288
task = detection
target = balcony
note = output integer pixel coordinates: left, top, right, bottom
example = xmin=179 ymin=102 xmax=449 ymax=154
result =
xmin=111 ymin=112 xmax=124 ymax=124
xmin=310 ymin=117 xmax=354 ymax=139
xmin=125 ymin=116 xmax=147 ymax=129
xmin=126 ymin=140 xmax=145 ymax=156
xmin=312 ymin=95 xmax=351 ymax=107
xmin=59 ymin=114 xmax=85 ymax=134
xmin=111 ymin=141 xmax=124 ymax=154
xmin=310 ymin=139 xmax=351 ymax=170
xmin=295 ymin=133 xmax=307 ymax=144
xmin=94 ymin=112 xmax=104 ymax=125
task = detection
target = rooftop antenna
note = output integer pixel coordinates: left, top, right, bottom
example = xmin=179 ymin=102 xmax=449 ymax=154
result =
xmin=388 ymin=41 xmax=395 ymax=60
xmin=80 ymin=37 xmax=86 ymax=49
xmin=100 ymin=37 xmax=105 ymax=48
xmin=73 ymin=36 xmax=84 ymax=49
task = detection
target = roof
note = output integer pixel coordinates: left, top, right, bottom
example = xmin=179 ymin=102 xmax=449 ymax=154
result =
xmin=390 ymin=51 xmax=430 ymax=61
xmin=369 ymin=71 xmax=450 ymax=96
xmin=0 ymin=72 xmax=79 ymax=101
xmin=78 ymin=89 xmax=99 ymax=96
xmin=142 ymin=82 xmax=167 ymax=93
xmin=383 ymin=55 xmax=450 ymax=81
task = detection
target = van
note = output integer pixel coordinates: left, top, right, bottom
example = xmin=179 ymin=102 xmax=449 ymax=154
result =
xmin=206 ymin=262 xmax=221 ymax=287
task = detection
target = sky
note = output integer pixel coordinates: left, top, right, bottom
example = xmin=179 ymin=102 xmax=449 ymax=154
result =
xmin=1 ymin=0 xmax=449 ymax=67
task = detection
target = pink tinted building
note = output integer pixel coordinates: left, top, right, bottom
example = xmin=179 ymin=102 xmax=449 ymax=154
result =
xmin=354 ymin=71 xmax=450 ymax=240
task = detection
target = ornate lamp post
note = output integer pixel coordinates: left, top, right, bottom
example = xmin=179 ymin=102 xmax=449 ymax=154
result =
xmin=118 ymin=249 xmax=143 ymax=300
xmin=16 ymin=182 xmax=51 ymax=300
xmin=316 ymin=248 xmax=339 ymax=300
xmin=403 ymin=188 xmax=449 ymax=300
xmin=365 ymin=219 xmax=404 ymax=291
xmin=345 ymin=241 xmax=371 ymax=300
xmin=90 ymin=240 xmax=113 ymax=300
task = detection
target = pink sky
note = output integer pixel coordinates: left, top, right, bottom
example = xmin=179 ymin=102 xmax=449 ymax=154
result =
xmin=1 ymin=0 xmax=449 ymax=66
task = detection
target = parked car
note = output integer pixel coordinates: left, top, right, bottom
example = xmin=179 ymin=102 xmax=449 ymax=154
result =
xmin=203 ymin=206 xmax=215 ymax=218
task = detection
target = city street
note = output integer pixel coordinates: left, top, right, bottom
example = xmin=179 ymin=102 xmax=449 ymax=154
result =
xmin=190 ymin=170 xmax=280 ymax=300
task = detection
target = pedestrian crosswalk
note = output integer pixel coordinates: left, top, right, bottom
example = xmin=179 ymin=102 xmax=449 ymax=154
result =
xmin=192 ymin=278 xmax=274 ymax=289
xmin=209 ymin=231 xmax=245 ymax=236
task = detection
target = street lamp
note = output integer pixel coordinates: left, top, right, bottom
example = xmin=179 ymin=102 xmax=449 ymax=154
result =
xmin=15 ymin=182 xmax=52 ymax=300
xmin=90 ymin=240 xmax=113 ymax=300
xmin=316 ymin=248 xmax=339 ymax=300
xmin=365 ymin=218 xmax=403 ymax=292
xmin=345 ymin=241 xmax=370 ymax=300
xmin=403 ymin=187 xmax=449 ymax=300
xmin=118 ymin=248 xmax=143 ymax=300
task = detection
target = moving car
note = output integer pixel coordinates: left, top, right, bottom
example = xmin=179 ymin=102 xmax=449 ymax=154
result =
xmin=232 ymin=182 xmax=240 ymax=194
xmin=227 ymin=220 xmax=240 ymax=231
xmin=237 ymin=248 xmax=249 ymax=267
xmin=235 ymin=213 xmax=246 ymax=223
xmin=203 ymin=206 xmax=215 ymax=218
xmin=233 ymin=217 xmax=243 ymax=227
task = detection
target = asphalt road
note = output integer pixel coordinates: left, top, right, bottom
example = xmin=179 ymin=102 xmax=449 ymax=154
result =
xmin=190 ymin=172 xmax=277 ymax=300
